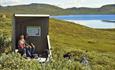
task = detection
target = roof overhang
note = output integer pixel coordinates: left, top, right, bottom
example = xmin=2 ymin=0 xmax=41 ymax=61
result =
xmin=14 ymin=14 xmax=50 ymax=17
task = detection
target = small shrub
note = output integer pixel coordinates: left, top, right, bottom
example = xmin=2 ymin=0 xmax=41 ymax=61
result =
xmin=0 ymin=53 xmax=41 ymax=70
xmin=0 ymin=34 xmax=11 ymax=53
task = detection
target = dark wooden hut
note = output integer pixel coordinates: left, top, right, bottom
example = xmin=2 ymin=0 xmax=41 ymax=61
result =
xmin=12 ymin=14 xmax=51 ymax=62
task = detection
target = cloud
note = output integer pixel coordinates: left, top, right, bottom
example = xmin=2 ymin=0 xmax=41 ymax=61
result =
xmin=0 ymin=0 xmax=29 ymax=6
xmin=0 ymin=0 xmax=115 ymax=8
xmin=55 ymin=0 xmax=115 ymax=8
xmin=77 ymin=0 xmax=115 ymax=7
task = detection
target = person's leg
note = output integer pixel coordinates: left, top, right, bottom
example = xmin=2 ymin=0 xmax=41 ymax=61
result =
xmin=31 ymin=47 xmax=35 ymax=54
xmin=26 ymin=47 xmax=31 ymax=57
xmin=29 ymin=43 xmax=36 ymax=58
xmin=30 ymin=43 xmax=35 ymax=54
xmin=23 ymin=48 xmax=26 ymax=54
xmin=22 ymin=48 xmax=27 ymax=57
xmin=18 ymin=48 xmax=23 ymax=55
xmin=31 ymin=47 xmax=37 ymax=58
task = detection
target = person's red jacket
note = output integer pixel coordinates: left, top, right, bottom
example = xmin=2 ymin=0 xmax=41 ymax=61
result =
xmin=18 ymin=43 xmax=25 ymax=49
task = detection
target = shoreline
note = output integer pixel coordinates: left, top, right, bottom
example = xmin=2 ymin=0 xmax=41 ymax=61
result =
xmin=64 ymin=20 xmax=115 ymax=29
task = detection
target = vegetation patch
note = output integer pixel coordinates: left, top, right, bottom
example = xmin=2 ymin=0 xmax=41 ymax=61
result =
xmin=0 ymin=14 xmax=115 ymax=70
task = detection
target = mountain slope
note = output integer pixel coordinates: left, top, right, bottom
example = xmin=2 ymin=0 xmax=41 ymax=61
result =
xmin=49 ymin=19 xmax=115 ymax=53
xmin=0 ymin=4 xmax=115 ymax=15
xmin=66 ymin=4 xmax=115 ymax=14
xmin=0 ymin=3 xmax=70 ymax=15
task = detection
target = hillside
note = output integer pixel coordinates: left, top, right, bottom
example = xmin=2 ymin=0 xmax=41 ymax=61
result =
xmin=0 ymin=3 xmax=70 ymax=15
xmin=0 ymin=14 xmax=115 ymax=69
xmin=66 ymin=4 xmax=115 ymax=14
xmin=0 ymin=4 xmax=115 ymax=15
xmin=49 ymin=19 xmax=115 ymax=53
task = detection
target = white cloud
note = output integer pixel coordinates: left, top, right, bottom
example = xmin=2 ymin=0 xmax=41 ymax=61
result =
xmin=0 ymin=0 xmax=115 ymax=8
xmin=0 ymin=0 xmax=29 ymax=6
xmin=77 ymin=0 xmax=115 ymax=8
xmin=56 ymin=0 xmax=115 ymax=8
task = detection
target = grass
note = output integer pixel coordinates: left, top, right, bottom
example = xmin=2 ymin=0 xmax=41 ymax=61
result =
xmin=0 ymin=14 xmax=115 ymax=70
xmin=49 ymin=19 xmax=115 ymax=53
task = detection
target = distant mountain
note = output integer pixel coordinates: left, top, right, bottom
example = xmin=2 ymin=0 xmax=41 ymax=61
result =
xmin=0 ymin=3 xmax=68 ymax=15
xmin=66 ymin=4 xmax=115 ymax=14
xmin=0 ymin=3 xmax=115 ymax=15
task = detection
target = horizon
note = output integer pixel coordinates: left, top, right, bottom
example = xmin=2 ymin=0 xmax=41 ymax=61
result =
xmin=0 ymin=3 xmax=114 ymax=9
xmin=0 ymin=0 xmax=115 ymax=8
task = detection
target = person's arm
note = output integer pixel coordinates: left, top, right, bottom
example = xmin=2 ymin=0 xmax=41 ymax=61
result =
xmin=25 ymin=41 xmax=31 ymax=48
xmin=31 ymin=43 xmax=35 ymax=48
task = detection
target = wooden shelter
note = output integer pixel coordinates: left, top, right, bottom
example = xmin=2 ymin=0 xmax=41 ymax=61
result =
xmin=12 ymin=14 xmax=51 ymax=61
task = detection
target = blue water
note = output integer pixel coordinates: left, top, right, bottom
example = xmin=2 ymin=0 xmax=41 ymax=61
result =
xmin=51 ymin=15 xmax=115 ymax=29
xmin=52 ymin=15 xmax=115 ymax=20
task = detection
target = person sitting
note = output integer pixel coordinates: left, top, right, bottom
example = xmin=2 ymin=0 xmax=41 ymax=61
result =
xmin=18 ymin=35 xmax=26 ymax=56
xmin=25 ymin=43 xmax=36 ymax=58
xmin=18 ymin=35 xmax=36 ymax=58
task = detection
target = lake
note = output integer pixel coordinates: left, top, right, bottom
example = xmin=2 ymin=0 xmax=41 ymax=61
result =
xmin=51 ymin=15 xmax=115 ymax=29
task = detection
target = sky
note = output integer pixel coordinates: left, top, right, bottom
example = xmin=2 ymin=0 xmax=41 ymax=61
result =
xmin=0 ymin=0 xmax=115 ymax=8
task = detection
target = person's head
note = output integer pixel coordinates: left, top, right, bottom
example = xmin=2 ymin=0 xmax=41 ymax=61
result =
xmin=20 ymin=35 xmax=24 ymax=39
